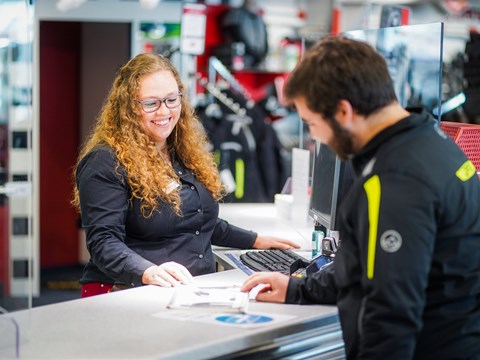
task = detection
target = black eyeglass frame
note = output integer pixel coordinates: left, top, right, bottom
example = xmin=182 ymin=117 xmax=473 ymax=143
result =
xmin=137 ymin=93 xmax=183 ymax=113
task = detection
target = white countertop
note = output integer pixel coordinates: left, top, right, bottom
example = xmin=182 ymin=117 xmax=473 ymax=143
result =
xmin=219 ymin=203 xmax=314 ymax=250
xmin=0 ymin=204 xmax=339 ymax=359
xmin=1 ymin=269 xmax=339 ymax=359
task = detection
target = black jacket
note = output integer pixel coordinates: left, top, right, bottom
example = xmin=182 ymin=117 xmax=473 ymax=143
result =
xmin=76 ymin=146 xmax=256 ymax=287
xmin=286 ymin=109 xmax=480 ymax=359
xmin=198 ymin=89 xmax=287 ymax=203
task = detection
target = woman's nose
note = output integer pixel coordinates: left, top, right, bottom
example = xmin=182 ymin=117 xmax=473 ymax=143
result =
xmin=155 ymin=102 xmax=170 ymax=114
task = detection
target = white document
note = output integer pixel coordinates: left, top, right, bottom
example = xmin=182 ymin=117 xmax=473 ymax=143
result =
xmin=167 ymin=285 xmax=249 ymax=313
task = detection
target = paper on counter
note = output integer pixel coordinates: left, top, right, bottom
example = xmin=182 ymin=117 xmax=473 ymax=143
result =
xmin=167 ymin=285 xmax=248 ymax=313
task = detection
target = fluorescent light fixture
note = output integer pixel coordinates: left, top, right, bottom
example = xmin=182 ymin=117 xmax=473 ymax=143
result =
xmin=56 ymin=0 xmax=87 ymax=12
xmin=140 ymin=0 xmax=161 ymax=10
xmin=433 ymin=92 xmax=466 ymax=116
xmin=0 ymin=38 xmax=10 ymax=48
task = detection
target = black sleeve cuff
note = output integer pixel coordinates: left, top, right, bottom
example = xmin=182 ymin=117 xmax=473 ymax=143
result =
xmin=285 ymin=265 xmax=338 ymax=305
xmin=286 ymin=277 xmax=310 ymax=304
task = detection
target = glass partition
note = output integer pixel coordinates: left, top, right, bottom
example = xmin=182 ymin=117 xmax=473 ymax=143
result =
xmin=300 ymin=23 xmax=444 ymax=233
xmin=282 ymin=23 xmax=444 ymax=223
xmin=0 ymin=0 xmax=36 ymax=314
xmin=346 ymin=22 xmax=444 ymax=118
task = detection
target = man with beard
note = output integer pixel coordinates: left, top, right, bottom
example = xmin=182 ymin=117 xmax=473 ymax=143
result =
xmin=241 ymin=36 xmax=480 ymax=359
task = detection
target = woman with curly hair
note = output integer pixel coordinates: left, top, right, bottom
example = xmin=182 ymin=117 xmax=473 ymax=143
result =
xmin=72 ymin=53 xmax=298 ymax=297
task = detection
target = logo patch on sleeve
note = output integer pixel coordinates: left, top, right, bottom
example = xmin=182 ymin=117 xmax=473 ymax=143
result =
xmin=380 ymin=230 xmax=402 ymax=253
xmin=456 ymin=160 xmax=476 ymax=182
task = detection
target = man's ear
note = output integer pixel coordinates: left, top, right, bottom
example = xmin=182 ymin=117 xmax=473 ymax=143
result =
xmin=335 ymin=100 xmax=354 ymax=127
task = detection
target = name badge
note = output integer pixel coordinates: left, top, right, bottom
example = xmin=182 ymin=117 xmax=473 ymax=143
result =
xmin=165 ymin=181 xmax=181 ymax=194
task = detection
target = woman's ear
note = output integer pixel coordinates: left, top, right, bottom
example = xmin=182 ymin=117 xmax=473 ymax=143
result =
xmin=335 ymin=100 xmax=354 ymax=127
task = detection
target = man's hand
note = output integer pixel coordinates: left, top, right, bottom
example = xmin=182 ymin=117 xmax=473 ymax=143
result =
xmin=241 ymin=272 xmax=290 ymax=303
xmin=142 ymin=262 xmax=194 ymax=287
xmin=253 ymin=236 xmax=300 ymax=250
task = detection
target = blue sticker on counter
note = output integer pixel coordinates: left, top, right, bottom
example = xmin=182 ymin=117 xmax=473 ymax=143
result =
xmin=215 ymin=314 xmax=273 ymax=324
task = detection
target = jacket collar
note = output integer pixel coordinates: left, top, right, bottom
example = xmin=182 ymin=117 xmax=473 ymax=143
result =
xmin=351 ymin=107 xmax=434 ymax=175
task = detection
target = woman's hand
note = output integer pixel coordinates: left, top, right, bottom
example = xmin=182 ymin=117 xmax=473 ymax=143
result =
xmin=142 ymin=262 xmax=194 ymax=287
xmin=252 ymin=236 xmax=301 ymax=250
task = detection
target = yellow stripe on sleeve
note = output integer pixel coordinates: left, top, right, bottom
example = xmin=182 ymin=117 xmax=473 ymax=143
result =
xmin=363 ymin=175 xmax=381 ymax=280
xmin=234 ymin=158 xmax=245 ymax=199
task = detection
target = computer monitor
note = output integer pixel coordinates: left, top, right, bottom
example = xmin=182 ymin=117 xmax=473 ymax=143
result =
xmin=309 ymin=141 xmax=354 ymax=234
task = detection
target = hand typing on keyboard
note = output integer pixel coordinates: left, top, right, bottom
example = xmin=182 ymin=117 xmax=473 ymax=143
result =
xmin=252 ymin=236 xmax=301 ymax=250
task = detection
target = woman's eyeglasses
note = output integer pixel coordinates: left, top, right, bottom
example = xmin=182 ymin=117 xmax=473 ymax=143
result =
xmin=137 ymin=93 xmax=183 ymax=113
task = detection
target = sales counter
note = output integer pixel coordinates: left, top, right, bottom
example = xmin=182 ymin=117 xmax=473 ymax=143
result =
xmin=0 ymin=204 xmax=344 ymax=359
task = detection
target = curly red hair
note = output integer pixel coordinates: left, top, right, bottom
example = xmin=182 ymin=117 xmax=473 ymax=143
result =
xmin=72 ymin=53 xmax=223 ymax=217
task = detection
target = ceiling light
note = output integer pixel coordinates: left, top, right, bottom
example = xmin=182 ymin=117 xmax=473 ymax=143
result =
xmin=139 ymin=0 xmax=161 ymax=10
xmin=56 ymin=0 xmax=87 ymax=13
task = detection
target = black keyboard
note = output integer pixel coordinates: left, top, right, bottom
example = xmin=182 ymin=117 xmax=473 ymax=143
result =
xmin=239 ymin=249 xmax=307 ymax=275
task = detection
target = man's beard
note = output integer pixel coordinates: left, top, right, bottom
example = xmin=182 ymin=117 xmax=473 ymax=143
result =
xmin=327 ymin=117 xmax=356 ymax=160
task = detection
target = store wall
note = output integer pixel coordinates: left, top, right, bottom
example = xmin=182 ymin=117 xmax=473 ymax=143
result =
xmin=79 ymin=22 xmax=131 ymax=263
xmin=39 ymin=21 xmax=130 ymax=267
xmin=0 ymin=196 xmax=9 ymax=295
xmin=39 ymin=21 xmax=81 ymax=267
xmin=80 ymin=23 xmax=131 ymax=147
